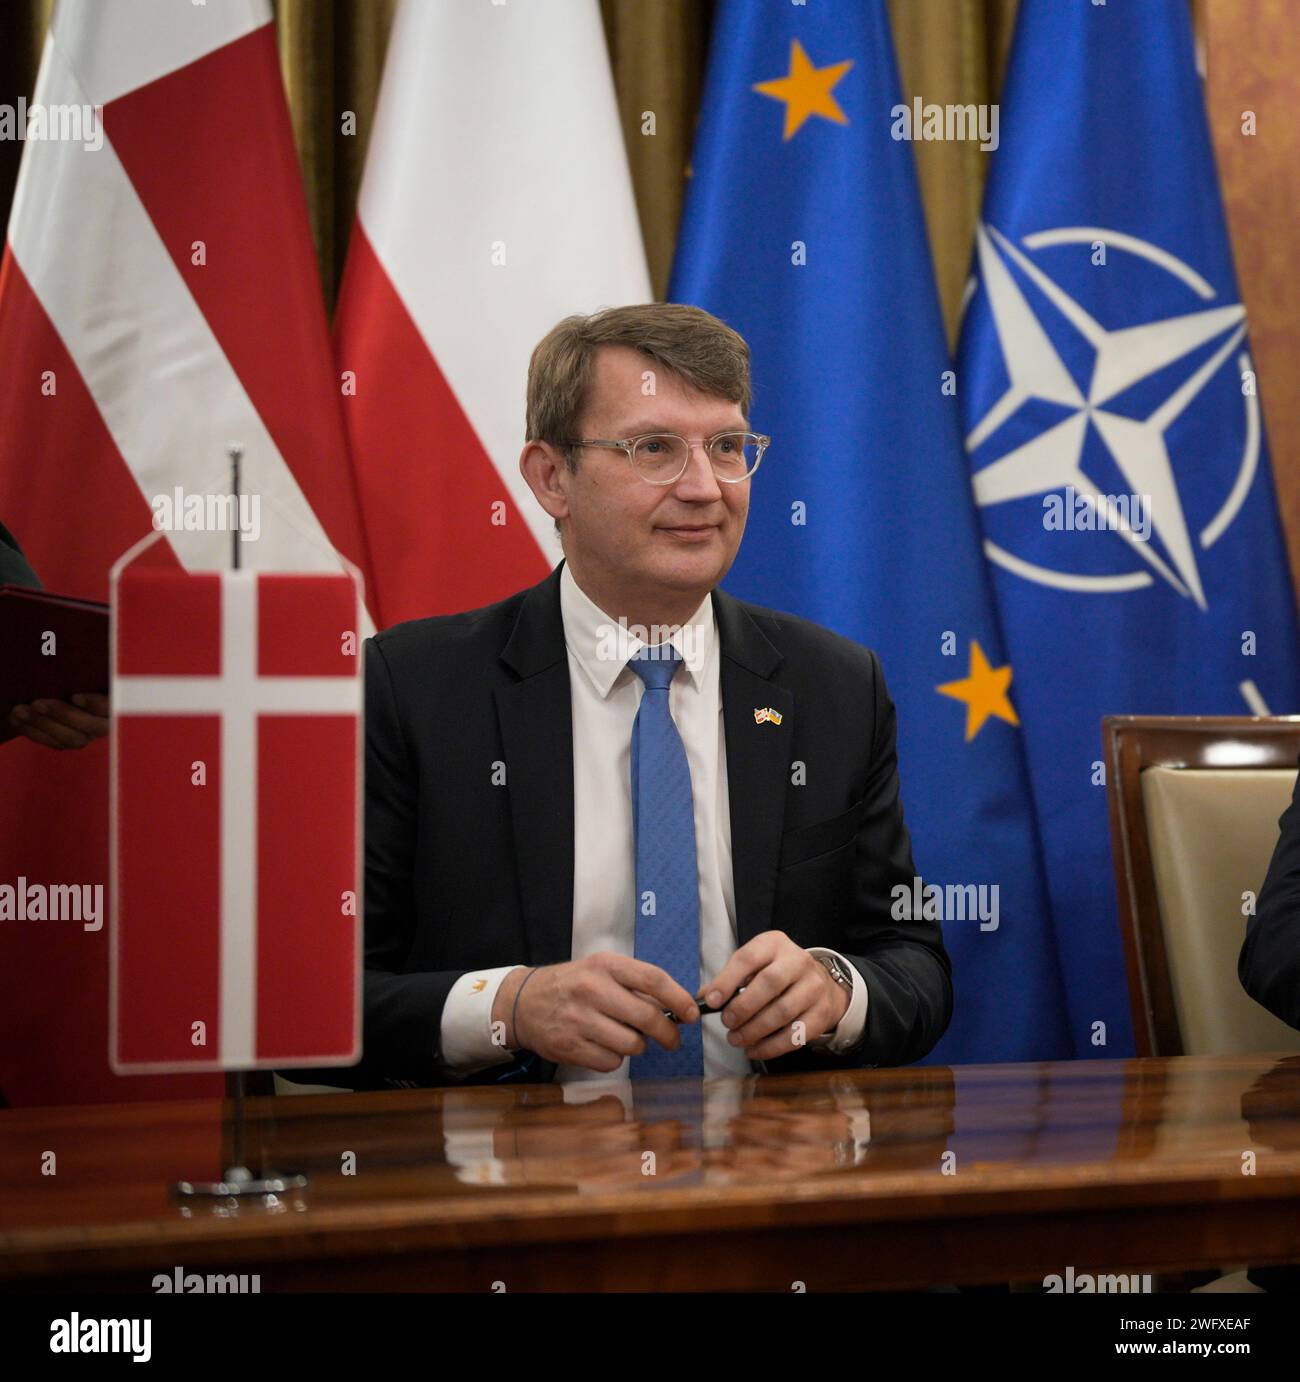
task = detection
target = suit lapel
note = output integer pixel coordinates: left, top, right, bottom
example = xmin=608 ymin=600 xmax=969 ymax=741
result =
xmin=494 ymin=564 xmax=575 ymax=967
xmin=714 ymin=589 xmax=792 ymax=946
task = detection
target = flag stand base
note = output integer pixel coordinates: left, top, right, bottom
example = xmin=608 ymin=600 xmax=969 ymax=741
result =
xmin=173 ymin=1070 xmax=309 ymax=1200
xmin=173 ymin=1169 xmax=308 ymax=1199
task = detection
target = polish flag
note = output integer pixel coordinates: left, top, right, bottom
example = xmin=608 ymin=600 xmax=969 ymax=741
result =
xmin=334 ymin=0 xmax=651 ymax=628
xmin=0 ymin=0 xmax=373 ymax=1104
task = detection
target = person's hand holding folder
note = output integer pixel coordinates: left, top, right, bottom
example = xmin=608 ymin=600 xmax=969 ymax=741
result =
xmin=8 ymin=692 xmax=109 ymax=750
xmin=1 ymin=584 xmax=109 ymax=752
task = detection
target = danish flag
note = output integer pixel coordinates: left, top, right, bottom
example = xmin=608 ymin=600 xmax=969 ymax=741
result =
xmin=111 ymin=562 xmax=361 ymax=1072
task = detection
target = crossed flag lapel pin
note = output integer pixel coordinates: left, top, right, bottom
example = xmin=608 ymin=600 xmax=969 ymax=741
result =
xmin=753 ymin=706 xmax=783 ymax=725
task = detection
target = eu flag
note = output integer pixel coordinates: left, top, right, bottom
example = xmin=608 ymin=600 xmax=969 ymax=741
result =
xmin=957 ymin=0 xmax=1300 ymax=1057
xmin=671 ymin=0 xmax=1071 ymax=1061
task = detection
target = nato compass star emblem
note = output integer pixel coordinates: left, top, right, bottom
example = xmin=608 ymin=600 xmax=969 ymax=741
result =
xmin=964 ymin=223 xmax=1261 ymax=611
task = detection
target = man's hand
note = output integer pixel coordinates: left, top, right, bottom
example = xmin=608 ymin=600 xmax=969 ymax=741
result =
xmin=701 ymin=930 xmax=849 ymax=1061
xmin=496 ymin=954 xmax=700 ymax=1074
xmin=7 ymin=693 xmax=109 ymax=750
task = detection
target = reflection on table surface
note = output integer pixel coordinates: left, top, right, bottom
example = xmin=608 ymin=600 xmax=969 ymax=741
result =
xmin=3 ymin=1054 xmax=1299 ymax=1238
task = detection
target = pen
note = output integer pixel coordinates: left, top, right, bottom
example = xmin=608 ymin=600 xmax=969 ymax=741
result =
xmin=663 ymin=986 xmax=746 ymax=1022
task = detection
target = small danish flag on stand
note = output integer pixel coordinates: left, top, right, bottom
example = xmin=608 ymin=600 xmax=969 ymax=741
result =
xmin=110 ymin=549 xmax=362 ymax=1073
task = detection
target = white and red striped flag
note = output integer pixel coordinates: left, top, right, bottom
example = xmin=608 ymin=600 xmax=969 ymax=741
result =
xmin=335 ymin=0 xmax=651 ymax=626
xmin=0 ymin=0 xmax=373 ymax=1104
xmin=111 ymin=560 xmax=361 ymax=1073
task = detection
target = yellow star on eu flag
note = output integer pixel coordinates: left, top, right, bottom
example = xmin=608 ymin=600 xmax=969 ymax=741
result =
xmin=753 ymin=39 xmax=853 ymax=141
xmin=936 ymin=640 xmax=1019 ymax=742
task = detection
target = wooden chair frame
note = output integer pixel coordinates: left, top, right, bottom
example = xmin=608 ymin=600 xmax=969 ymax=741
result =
xmin=1104 ymin=714 xmax=1300 ymax=1057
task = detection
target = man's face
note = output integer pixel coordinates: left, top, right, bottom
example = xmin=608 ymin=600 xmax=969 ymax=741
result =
xmin=557 ymin=344 xmax=750 ymax=603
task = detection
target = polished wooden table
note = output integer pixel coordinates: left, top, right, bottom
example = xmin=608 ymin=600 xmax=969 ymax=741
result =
xmin=3 ymin=1054 xmax=1299 ymax=1291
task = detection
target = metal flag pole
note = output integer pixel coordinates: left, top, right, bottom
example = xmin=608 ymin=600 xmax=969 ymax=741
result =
xmin=229 ymin=442 xmax=241 ymax=574
xmin=173 ymin=444 xmax=307 ymax=1204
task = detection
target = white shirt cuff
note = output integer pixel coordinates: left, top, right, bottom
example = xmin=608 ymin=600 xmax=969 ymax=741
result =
xmin=807 ymin=947 xmax=868 ymax=1054
xmin=438 ymin=966 xmax=521 ymax=1073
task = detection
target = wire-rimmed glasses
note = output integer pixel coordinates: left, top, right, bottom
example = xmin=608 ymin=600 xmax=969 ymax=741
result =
xmin=563 ymin=431 xmax=770 ymax=485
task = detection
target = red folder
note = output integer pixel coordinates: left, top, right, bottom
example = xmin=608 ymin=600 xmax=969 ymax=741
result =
xmin=0 ymin=584 xmax=109 ymax=717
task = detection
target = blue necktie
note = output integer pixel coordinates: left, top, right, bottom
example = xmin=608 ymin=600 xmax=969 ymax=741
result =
xmin=628 ymin=646 xmax=704 ymax=1079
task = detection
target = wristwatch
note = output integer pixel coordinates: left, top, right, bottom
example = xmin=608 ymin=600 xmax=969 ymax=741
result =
xmin=809 ymin=951 xmax=855 ymax=1049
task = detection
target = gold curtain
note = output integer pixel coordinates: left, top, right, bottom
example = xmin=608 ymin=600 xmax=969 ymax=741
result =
xmin=267 ymin=0 xmax=1017 ymax=332
xmin=1 ymin=0 xmax=1014 ymax=323
xmin=4 ymin=0 xmax=1300 ymax=589
xmin=888 ymin=0 xmax=1019 ymax=344
xmin=598 ymin=0 xmax=707 ymax=299
xmin=273 ymin=0 xmax=397 ymax=302
xmin=0 ymin=0 xmax=54 ymax=222
xmin=1200 ymin=0 xmax=1300 ymax=596
xmin=270 ymin=0 xmax=709 ymax=303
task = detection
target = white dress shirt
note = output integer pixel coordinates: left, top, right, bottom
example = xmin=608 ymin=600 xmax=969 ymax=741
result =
xmin=437 ymin=563 xmax=868 ymax=1079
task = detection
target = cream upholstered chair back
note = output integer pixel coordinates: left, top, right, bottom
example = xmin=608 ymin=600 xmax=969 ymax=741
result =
xmin=1105 ymin=716 xmax=1300 ymax=1057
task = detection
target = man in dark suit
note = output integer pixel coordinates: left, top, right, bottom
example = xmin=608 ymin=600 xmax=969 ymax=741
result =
xmin=354 ymin=303 xmax=951 ymax=1088
xmin=1240 ymin=765 xmax=1300 ymax=1031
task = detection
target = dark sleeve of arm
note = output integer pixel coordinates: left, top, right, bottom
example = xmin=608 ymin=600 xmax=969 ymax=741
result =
xmin=770 ymin=650 xmax=953 ymax=1073
xmin=0 ymin=521 xmax=42 ymax=590
xmin=360 ymin=636 xmax=468 ymax=1083
xmin=1239 ymin=762 xmax=1300 ymax=1031
xmin=1 ymin=522 xmax=43 ymax=744
xmin=833 ymin=650 xmax=953 ymax=1066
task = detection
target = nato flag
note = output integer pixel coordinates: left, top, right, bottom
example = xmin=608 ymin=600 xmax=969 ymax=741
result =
xmin=671 ymin=0 xmax=1071 ymax=1061
xmin=957 ymin=0 xmax=1300 ymax=1057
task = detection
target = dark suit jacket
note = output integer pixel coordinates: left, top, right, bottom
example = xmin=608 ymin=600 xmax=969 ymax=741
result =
xmin=322 ymin=562 xmax=952 ymax=1089
xmin=1239 ymin=760 xmax=1300 ymax=1030
xmin=1 ymin=522 xmax=41 ymax=747
xmin=0 ymin=521 xmax=41 ymax=590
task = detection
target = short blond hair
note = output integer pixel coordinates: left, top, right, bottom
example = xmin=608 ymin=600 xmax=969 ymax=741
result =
xmin=526 ymin=303 xmax=752 ymax=470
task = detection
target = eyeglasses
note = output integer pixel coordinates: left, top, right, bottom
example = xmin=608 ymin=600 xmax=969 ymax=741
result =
xmin=562 ymin=431 xmax=770 ymax=485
